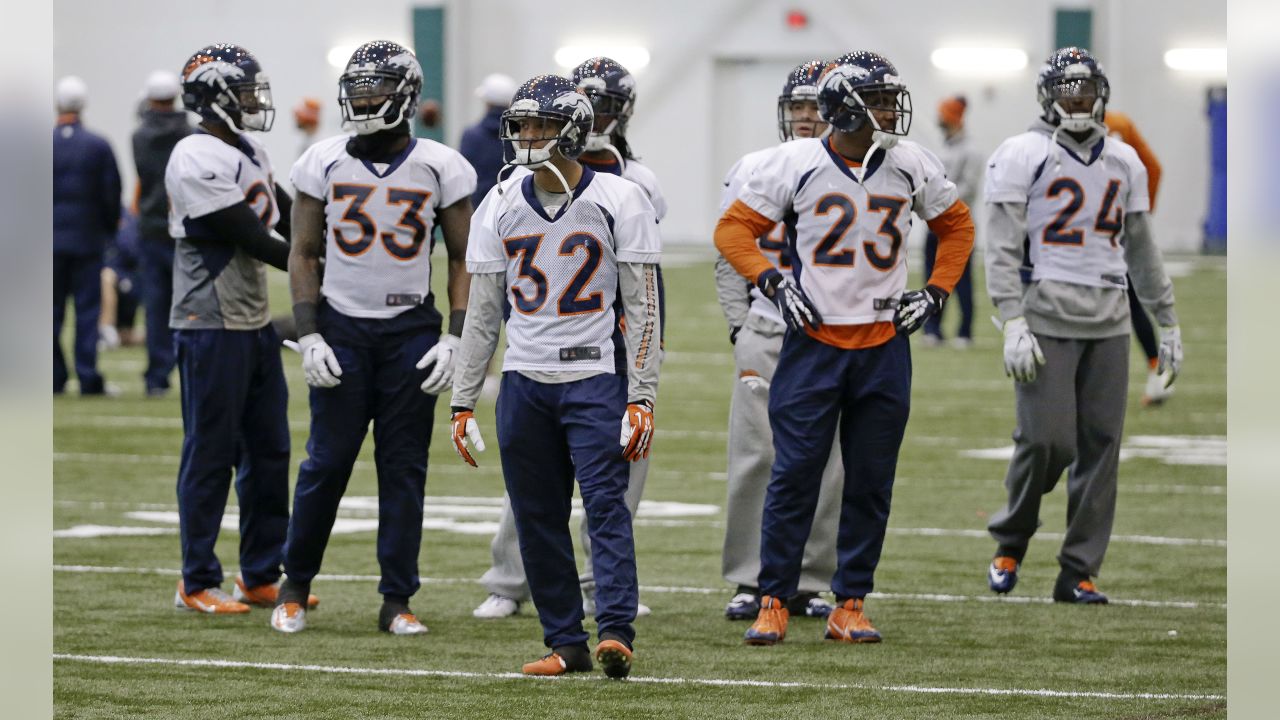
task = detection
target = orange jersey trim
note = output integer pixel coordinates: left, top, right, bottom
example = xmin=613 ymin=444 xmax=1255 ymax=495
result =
xmin=714 ymin=200 xmax=778 ymax=283
xmin=805 ymin=321 xmax=896 ymax=350
xmin=924 ymin=200 xmax=975 ymax=294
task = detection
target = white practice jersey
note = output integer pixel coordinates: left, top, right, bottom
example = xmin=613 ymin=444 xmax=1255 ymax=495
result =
xmin=291 ymin=135 xmax=477 ymax=318
xmin=468 ymin=167 xmax=662 ymax=375
xmin=165 ymin=132 xmax=279 ymax=330
xmin=721 ymin=146 xmax=787 ymax=325
xmin=985 ymin=131 xmax=1149 ymax=290
xmin=737 ymin=137 xmax=958 ymax=325
xmin=509 ymin=158 xmax=668 ymax=223
xmin=168 ymin=132 xmax=279 ymax=238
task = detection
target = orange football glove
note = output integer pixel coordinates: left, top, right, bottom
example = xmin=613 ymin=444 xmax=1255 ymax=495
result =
xmin=620 ymin=401 xmax=655 ymax=462
xmin=451 ymin=409 xmax=486 ymax=467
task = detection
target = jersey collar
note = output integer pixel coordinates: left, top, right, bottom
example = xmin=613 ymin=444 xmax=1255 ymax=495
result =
xmin=360 ymin=137 xmax=417 ymax=179
xmin=823 ymin=136 xmax=886 ymax=183
xmin=520 ymin=166 xmax=596 ymax=223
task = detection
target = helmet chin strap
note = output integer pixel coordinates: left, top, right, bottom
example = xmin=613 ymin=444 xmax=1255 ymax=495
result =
xmin=600 ymin=141 xmax=626 ymax=170
xmin=1048 ymin=100 xmax=1105 ymax=175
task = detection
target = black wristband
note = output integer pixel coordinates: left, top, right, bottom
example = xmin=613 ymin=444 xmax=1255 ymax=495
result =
xmin=450 ymin=405 xmax=473 ymax=415
xmin=448 ymin=309 xmax=466 ymax=338
xmin=293 ymin=301 xmax=318 ymax=337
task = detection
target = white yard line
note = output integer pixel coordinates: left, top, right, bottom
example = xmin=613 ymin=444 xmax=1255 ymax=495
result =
xmin=51 ymin=565 xmax=1224 ymax=610
xmin=49 ymin=653 xmax=1224 ymax=701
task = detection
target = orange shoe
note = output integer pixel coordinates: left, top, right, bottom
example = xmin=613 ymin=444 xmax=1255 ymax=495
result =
xmin=743 ymin=595 xmax=789 ymax=645
xmin=595 ymin=638 xmax=633 ymax=679
xmin=173 ymin=580 xmax=250 ymax=614
xmin=522 ymin=645 xmax=593 ymax=676
xmin=233 ymin=574 xmax=319 ymax=609
xmin=824 ymin=597 xmax=881 ymax=643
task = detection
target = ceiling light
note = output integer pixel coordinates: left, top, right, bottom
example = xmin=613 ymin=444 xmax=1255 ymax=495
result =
xmin=1163 ymin=48 xmax=1227 ymax=74
xmin=554 ymin=45 xmax=651 ymax=73
xmin=930 ymin=47 xmax=1028 ymax=75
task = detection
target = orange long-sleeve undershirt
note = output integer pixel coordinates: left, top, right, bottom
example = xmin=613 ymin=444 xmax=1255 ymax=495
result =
xmin=714 ymin=196 xmax=975 ymax=350
xmin=1104 ymin=111 xmax=1162 ymax=210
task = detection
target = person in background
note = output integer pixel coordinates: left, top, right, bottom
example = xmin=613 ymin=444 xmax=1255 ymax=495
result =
xmin=921 ymin=95 xmax=980 ymax=348
xmin=983 ymin=48 xmax=1181 ymax=605
xmin=294 ymin=97 xmax=321 ymax=157
xmin=99 ymin=209 xmax=144 ymax=350
xmin=132 ymin=69 xmax=192 ymax=396
xmin=1103 ymin=110 xmax=1172 ymax=406
xmin=54 ymin=75 xmax=121 ymax=396
xmin=459 ymin=73 xmax=515 ymax=208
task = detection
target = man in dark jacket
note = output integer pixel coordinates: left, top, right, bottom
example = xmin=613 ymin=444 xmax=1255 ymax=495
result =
xmin=458 ymin=73 xmax=514 ymax=208
xmin=53 ymin=76 xmax=121 ymax=395
xmin=132 ymin=70 xmax=192 ymax=396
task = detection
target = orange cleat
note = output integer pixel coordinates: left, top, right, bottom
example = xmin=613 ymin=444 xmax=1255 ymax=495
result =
xmin=743 ymin=595 xmax=789 ymax=645
xmin=174 ymin=580 xmax=250 ymax=614
xmin=824 ymin=597 xmax=882 ymax=643
xmin=595 ymin=638 xmax=633 ymax=679
xmin=522 ymin=645 xmax=593 ymax=676
xmin=233 ymin=574 xmax=319 ymax=609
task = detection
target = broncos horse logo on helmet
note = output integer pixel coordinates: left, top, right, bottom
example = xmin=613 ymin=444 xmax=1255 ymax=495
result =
xmin=777 ymin=59 xmax=827 ymax=142
xmin=500 ymin=74 xmax=593 ymax=168
xmin=181 ymin=43 xmax=275 ymax=133
xmin=817 ymin=51 xmax=912 ymax=144
xmin=1036 ymin=47 xmax=1110 ymax=133
xmin=338 ymin=41 xmax=424 ymax=135
xmin=570 ymin=57 xmax=637 ymax=156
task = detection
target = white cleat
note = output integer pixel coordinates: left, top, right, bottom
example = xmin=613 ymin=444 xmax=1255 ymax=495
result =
xmin=270 ymin=603 xmax=306 ymax=633
xmin=386 ymin=613 xmax=429 ymax=635
xmin=473 ymin=593 xmax=520 ymax=619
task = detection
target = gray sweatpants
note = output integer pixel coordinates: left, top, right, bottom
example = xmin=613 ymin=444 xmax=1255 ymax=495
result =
xmin=480 ymin=457 xmax=648 ymax=603
xmin=723 ymin=313 xmax=841 ymax=593
xmin=987 ymin=334 xmax=1129 ymax=578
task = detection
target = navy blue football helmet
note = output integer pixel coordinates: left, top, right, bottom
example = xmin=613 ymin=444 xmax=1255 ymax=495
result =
xmin=1037 ymin=47 xmax=1110 ymax=132
xmin=500 ymin=75 xmax=594 ymax=166
xmin=817 ymin=51 xmax=911 ymax=139
xmin=339 ymin=41 xmax=423 ymax=135
xmin=571 ymin=57 xmax=636 ymax=152
xmin=180 ymin=43 xmax=274 ymax=132
xmin=778 ymin=59 xmax=828 ymax=141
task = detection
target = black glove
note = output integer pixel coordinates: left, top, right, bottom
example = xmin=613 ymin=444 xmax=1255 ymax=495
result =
xmin=757 ymin=268 xmax=822 ymax=332
xmin=893 ymin=285 xmax=948 ymax=335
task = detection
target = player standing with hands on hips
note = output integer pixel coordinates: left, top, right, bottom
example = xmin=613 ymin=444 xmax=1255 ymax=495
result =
xmin=983 ymin=48 xmax=1181 ymax=604
xmin=716 ymin=51 xmax=974 ymax=646
xmin=270 ymin=41 xmax=475 ymax=635
xmin=450 ymin=75 xmax=661 ymax=679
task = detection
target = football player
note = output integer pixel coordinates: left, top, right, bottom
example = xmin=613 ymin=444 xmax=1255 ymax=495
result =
xmin=165 ymin=44 xmax=303 ymax=614
xmin=716 ymin=51 xmax=975 ymax=645
xmin=269 ymin=41 xmax=475 ymax=635
xmin=451 ymin=74 xmax=661 ymax=679
xmin=983 ymin=48 xmax=1181 ymax=604
xmin=712 ymin=60 xmax=840 ymax=622
xmin=472 ymin=56 xmax=665 ymax=622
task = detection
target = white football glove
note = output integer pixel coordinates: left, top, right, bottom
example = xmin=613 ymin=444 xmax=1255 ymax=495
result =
xmin=1157 ymin=325 xmax=1182 ymax=388
xmin=299 ymin=333 xmax=343 ymax=388
xmin=739 ymin=371 xmax=770 ymax=393
xmin=1000 ymin=316 xmax=1045 ymax=383
xmin=416 ymin=334 xmax=460 ymax=395
xmin=450 ymin=409 xmax=486 ymax=467
xmin=758 ymin=269 xmax=822 ymax=332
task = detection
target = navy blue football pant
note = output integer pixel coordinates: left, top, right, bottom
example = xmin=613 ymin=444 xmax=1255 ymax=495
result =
xmin=175 ymin=326 xmax=291 ymax=593
xmin=760 ymin=331 xmax=911 ymax=601
xmin=53 ymin=251 xmax=104 ymax=394
xmin=140 ymin=234 xmax=176 ymax=392
xmin=923 ymin=231 xmax=974 ymax=340
xmin=283 ymin=310 xmax=439 ymax=601
xmin=496 ymin=372 xmax=637 ymax=649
